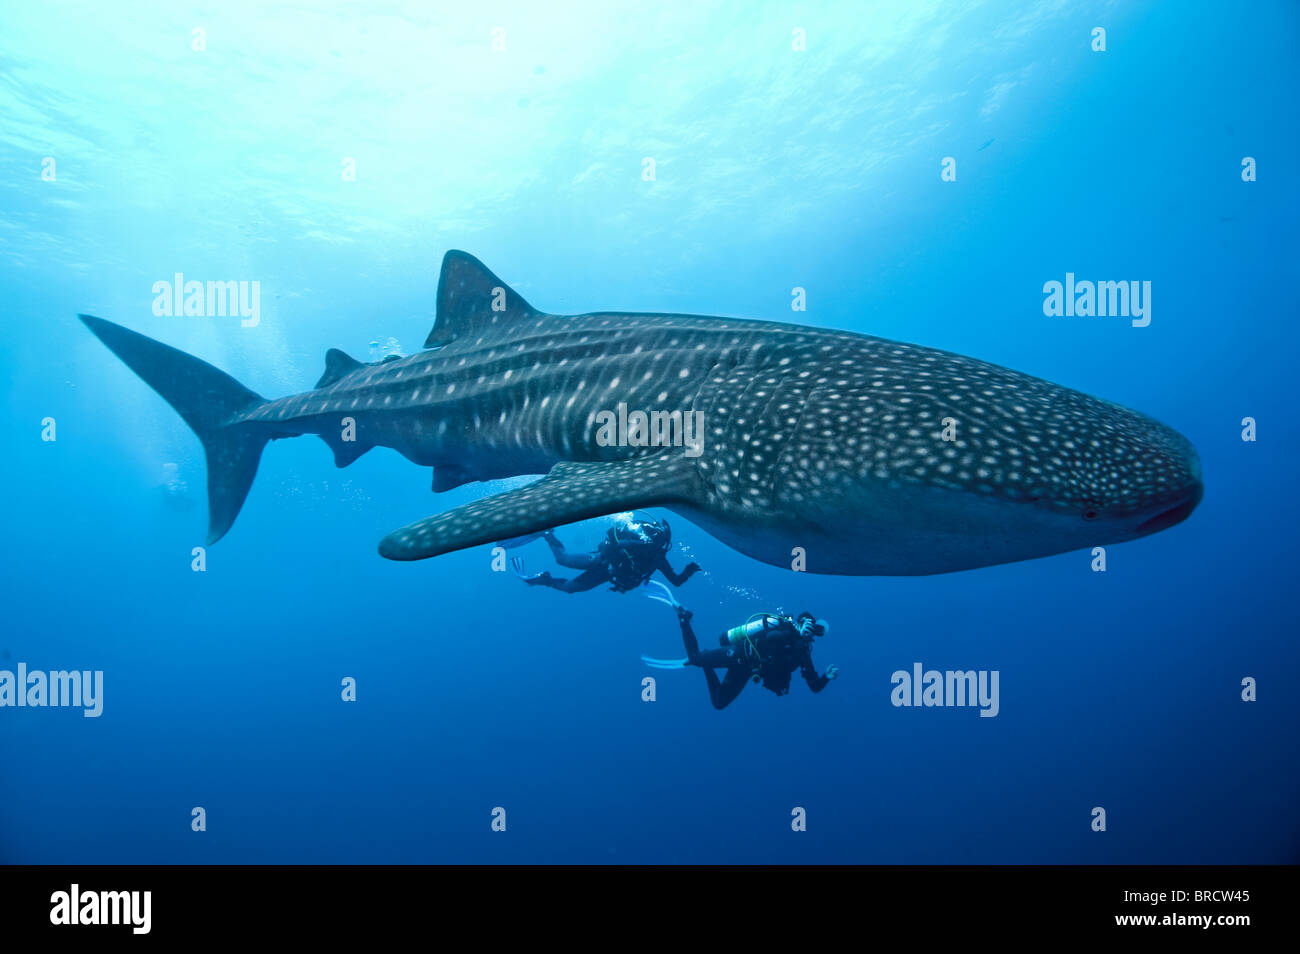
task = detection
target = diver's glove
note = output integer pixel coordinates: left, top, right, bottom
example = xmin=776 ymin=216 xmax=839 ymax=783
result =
xmin=825 ymin=665 xmax=839 ymax=681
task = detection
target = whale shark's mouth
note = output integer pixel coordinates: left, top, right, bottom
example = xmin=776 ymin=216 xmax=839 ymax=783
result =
xmin=1136 ymin=483 xmax=1203 ymax=536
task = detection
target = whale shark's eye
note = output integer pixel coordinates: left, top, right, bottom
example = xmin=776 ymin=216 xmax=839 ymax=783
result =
xmin=1083 ymin=509 xmax=1099 ymax=520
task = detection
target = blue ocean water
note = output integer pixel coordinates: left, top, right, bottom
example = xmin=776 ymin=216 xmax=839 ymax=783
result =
xmin=1 ymin=0 xmax=1297 ymax=864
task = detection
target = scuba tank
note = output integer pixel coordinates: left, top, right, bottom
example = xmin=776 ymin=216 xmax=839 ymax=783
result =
xmin=721 ymin=613 xmax=790 ymax=663
xmin=603 ymin=526 xmax=645 ymax=591
xmin=722 ymin=614 xmax=780 ymax=648
xmin=602 ymin=517 xmax=670 ymax=592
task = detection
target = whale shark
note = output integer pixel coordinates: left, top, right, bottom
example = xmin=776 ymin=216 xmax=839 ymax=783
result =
xmin=79 ymin=250 xmax=1202 ymax=575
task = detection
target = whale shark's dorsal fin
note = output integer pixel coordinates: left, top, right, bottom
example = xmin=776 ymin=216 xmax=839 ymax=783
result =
xmin=425 ymin=250 xmax=538 ymax=349
xmin=378 ymin=455 xmax=699 ymax=561
xmin=315 ymin=348 xmax=363 ymax=388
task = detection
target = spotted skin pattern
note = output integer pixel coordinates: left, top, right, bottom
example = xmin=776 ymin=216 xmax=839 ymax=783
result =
xmin=81 ymin=251 xmax=1203 ymax=575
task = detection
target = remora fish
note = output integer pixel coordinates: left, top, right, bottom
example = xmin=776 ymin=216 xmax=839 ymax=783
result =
xmin=80 ymin=250 xmax=1202 ymax=575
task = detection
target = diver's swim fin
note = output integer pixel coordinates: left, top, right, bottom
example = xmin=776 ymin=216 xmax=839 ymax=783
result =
xmin=496 ymin=531 xmax=548 ymax=549
xmin=641 ymin=655 xmax=689 ymax=670
xmin=378 ymin=456 xmax=698 ymax=561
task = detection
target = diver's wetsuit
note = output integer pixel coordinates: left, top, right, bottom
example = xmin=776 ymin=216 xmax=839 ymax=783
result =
xmin=677 ymin=610 xmax=831 ymax=710
xmin=525 ymin=529 xmax=699 ymax=594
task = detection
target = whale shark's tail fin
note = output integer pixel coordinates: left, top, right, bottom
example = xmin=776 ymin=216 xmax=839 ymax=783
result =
xmin=79 ymin=315 xmax=271 ymax=544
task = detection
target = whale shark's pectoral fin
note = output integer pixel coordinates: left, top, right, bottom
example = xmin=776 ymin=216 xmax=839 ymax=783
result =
xmin=378 ymin=456 xmax=698 ymax=561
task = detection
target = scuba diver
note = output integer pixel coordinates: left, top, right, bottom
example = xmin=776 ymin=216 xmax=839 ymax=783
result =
xmin=510 ymin=514 xmax=700 ymax=594
xmin=642 ymin=582 xmax=838 ymax=710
